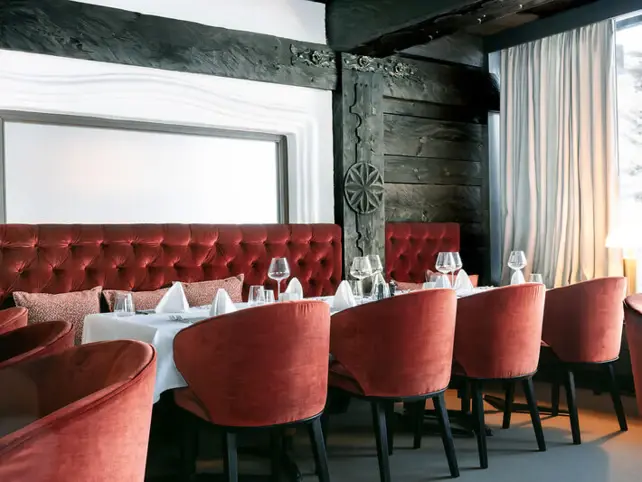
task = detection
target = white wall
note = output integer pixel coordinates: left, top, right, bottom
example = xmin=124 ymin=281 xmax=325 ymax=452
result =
xmin=0 ymin=1 xmax=333 ymax=224
xmin=72 ymin=0 xmax=327 ymax=44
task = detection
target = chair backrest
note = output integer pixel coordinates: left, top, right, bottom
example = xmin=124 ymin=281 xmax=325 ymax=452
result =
xmin=0 ymin=321 xmax=74 ymax=370
xmin=624 ymin=294 xmax=642 ymax=415
xmin=455 ymin=284 xmax=546 ymax=379
xmin=543 ymin=277 xmax=626 ymax=363
xmin=0 ymin=307 xmax=28 ymax=336
xmin=0 ymin=340 xmax=156 ymax=482
xmin=330 ymin=289 xmax=457 ymax=398
xmin=174 ymin=301 xmax=331 ymax=427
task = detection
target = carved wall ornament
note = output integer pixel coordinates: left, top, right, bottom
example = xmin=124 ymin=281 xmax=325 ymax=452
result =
xmin=343 ymin=54 xmax=415 ymax=79
xmin=289 ymin=45 xmax=336 ymax=69
xmin=344 ymin=162 xmax=385 ymax=214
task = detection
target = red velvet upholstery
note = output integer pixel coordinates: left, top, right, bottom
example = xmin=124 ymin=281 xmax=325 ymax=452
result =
xmin=0 ymin=307 xmax=28 ymax=336
xmin=624 ymin=295 xmax=642 ymax=415
xmin=174 ymin=301 xmax=331 ymax=427
xmin=330 ymin=290 xmax=457 ymax=398
xmin=385 ymin=223 xmax=460 ymax=282
xmin=0 ymin=224 xmax=342 ymax=304
xmin=0 ymin=321 xmax=74 ymax=370
xmin=0 ymin=340 xmax=156 ymax=481
xmin=543 ymin=278 xmax=626 ymax=363
xmin=455 ymin=285 xmax=546 ymax=379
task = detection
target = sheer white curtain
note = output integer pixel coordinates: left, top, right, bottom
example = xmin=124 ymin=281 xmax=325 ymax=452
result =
xmin=499 ymin=20 xmax=622 ymax=287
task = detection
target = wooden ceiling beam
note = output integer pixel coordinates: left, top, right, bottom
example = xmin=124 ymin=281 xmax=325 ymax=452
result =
xmin=326 ymin=0 xmax=563 ymax=56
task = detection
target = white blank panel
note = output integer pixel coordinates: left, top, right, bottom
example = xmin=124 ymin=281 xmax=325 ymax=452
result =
xmin=4 ymin=121 xmax=280 ymax=224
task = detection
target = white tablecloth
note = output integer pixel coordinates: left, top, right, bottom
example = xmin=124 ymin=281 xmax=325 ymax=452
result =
xmin=81 ymin=289 xmax=490 ymax=403
xmin=82 ymin=308 xmax=212 ymax=402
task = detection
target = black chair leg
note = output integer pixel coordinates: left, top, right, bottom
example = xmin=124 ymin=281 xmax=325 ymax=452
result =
xmin=522 ymin=377 xmax=547 ymax=451
xmin=321 ymin=411 xmax=330 ymax=443
xmin=433 ymin=392 xmax=460 ymax=478
xmin=551 ymin=377 xmax=560 ymax=417
xmin=502 ymin=382 xmax=515 ymax=429
xmin=270 ymin=428 xmax=283 ymax=482
xmin=179 ymin=411 xmax=198 ymax=481
xmin=413 ymin=400 xmax=424 ymax=450
xmin=371 ymin=401 xmax=391 ymax=482
xmin=385 ymin=401 xmax=395 ymax=455
xmin=563 ymin=368 xmax=581 ymax=445
xmin=606 ymin=363 xmax=628 ymax=431
xmin=223 ymin=431 xmax=239 ymax=482
xmin=471 ymin=380 xmax=488 ymax=469
xmin=308 ymin=418 xmax=331 ymax=482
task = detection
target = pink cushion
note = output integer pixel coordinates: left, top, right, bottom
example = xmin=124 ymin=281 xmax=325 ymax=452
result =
xmin=181 ymin=275 xmax=244 ymax=305
xmin=12 ymin=287 xmax=102 ymax=344
xmin=103 ymin=288 xmax=169 ymax=311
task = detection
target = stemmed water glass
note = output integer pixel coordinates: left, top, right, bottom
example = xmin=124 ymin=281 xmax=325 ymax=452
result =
xmin=508 ymin=250 xmax=527 ymax=284
xmin=268 ymin=257 xmax=290 ymax=301
xmin=452 ymin=252 xmax=463 ymax=286
xmin=350 ymin=256 xmax=373 ymax=298
xmin=435 ymin=252 xmax=456 ymax=288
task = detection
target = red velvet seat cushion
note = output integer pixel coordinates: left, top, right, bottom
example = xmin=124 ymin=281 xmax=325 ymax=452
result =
xmin=0 ymin=307 xmax=28 ymax=336
xmin=328 ymin=360 xmax=364 ymax=395
xmin=0 ymin=321 xmax=74 ymax=370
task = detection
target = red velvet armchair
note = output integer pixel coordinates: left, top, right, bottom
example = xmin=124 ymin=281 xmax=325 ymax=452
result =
xmin=0 ymin=340 xmax=157 ymax=481
xmin=0 ymin=321 xmax=74 ymax=370
xmin=327 ymin=290 xmax=459 ymax=481
xmin=0 ymin=307 xmax=28 ymax=336
xmin=543 ymin=277 xmax=627 ymax=444
xmin=624 ymin=294 xmax=642 ymax=415
xmin=455 ymin=284 xmax=547 ymax=468
xmin=173 ymin=301 xmax=331 ymax=482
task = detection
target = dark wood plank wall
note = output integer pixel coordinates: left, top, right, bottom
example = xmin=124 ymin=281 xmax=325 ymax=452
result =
xmin=384 ymin=34 xmax=492 ymax=277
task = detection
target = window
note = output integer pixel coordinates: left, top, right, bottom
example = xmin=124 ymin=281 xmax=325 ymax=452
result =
xmin=0 ymin=112 xmax=288 ymax=224
xmin=616 ymin=14 xmax=642 ymax=226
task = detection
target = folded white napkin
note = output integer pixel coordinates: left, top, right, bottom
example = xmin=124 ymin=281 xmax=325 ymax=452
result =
xmin=434 ymin=275 xmax=452 ymax=289
xmin=422 ymin=282 xmax=437 ymax=289
xmin=285 ymin=277 xmax=304 ymax=298
xmin=332 ymin=280 xmax=356 ymax=310
xmin=454 ymin=270 xmax=474 ymax=292
xmin=510 ymin=270 xmax=526 ymax=285
xmin=155 ymin=282 xmax=189 ymax=313
xmin=210 ymin=289 xmax=237 ymax=316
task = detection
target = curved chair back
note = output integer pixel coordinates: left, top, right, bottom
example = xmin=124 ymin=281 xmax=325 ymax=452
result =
xmin=455 ymin=284 xmax=545 ymax=379
xmin=624 ymin=294 xmax=642 ymax=414
xmin=0 ymin=307 xmax=28 ymax=336
xmin=331 ymin=289 xmax=457 ymax=398
xmin=0 ymin=340 xmax=156 ymax=481
xmin=0 ymin=321 xmax=74 ymax=370
xmin=174 ymin=301 xmax=331 ymax=427
xmin=543 ymin=277 xmax=626 ymax=363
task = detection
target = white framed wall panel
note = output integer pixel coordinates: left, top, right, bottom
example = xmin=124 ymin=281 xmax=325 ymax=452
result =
xmin=0 ymin=49 xmax=334 ymax=224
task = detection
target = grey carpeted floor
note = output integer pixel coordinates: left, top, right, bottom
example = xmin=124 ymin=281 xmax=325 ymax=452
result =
xmin=148 ymin=383 xmax=642 ymax=481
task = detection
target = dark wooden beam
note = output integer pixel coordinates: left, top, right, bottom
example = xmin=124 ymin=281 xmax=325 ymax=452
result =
xmin=485 ymin=0 xmax=642 ymax=52
xmin=0 ymin=0 xmax=337 ymax=90
xmin=326 ymin=0 xmax=563 ymax=56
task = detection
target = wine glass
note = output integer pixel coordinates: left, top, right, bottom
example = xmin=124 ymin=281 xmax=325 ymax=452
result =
xmin=451 ymin=252 xmax=463 ymax=286
xmin=248 ymin=286 xmax=265 ymax=306
xmin=114 ymin=292 xmax=135 ymax=317
xmin=350 ymin=257 xmax=373 ymax=299
xmin=367 ymin=254 xmax=383 ymax=275
xmin=435 ymin=252 xmax=456 ymax=287
xmin=268 ymin=258 xmax=290 ymax=300
xmin=508 ymin=250 xmax=527 ymax=284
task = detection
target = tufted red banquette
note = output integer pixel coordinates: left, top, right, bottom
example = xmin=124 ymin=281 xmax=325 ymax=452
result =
xmin=0 ymin=224 xmax=342 ymax=306
xmin=385 ymin=223 xmax=460 ymax=283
